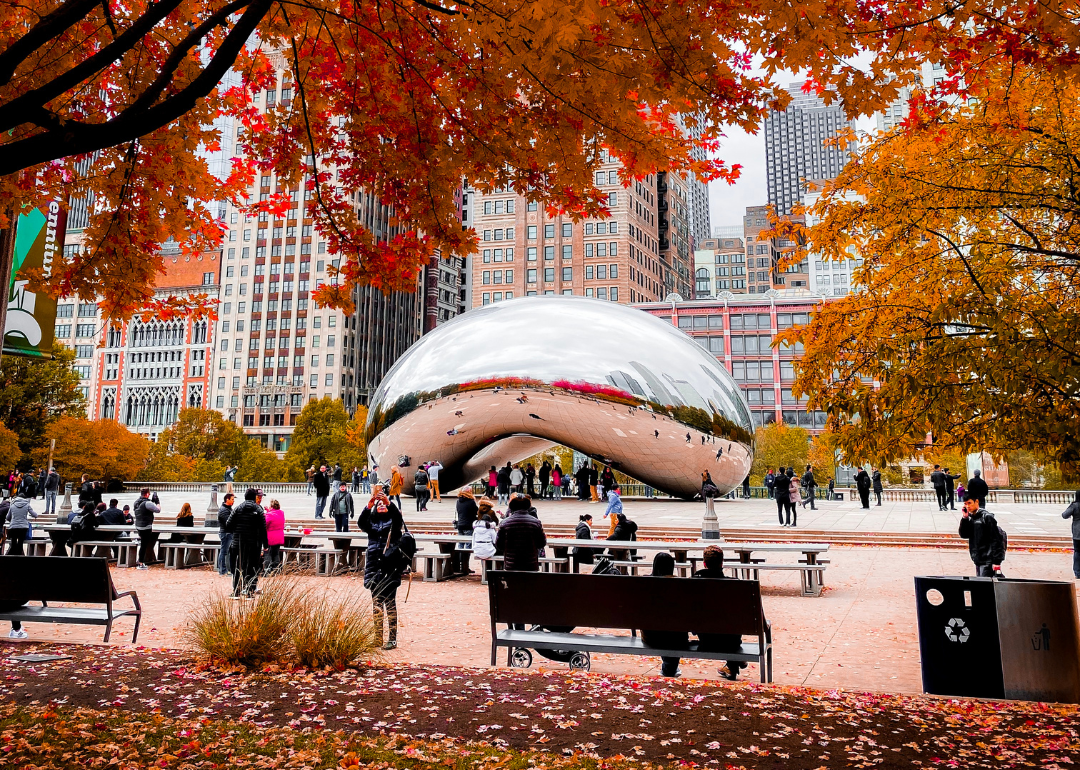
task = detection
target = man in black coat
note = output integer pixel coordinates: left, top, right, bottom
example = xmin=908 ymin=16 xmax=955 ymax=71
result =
xmin=943 ymin=467 xmax=960 ymax=510
xmin=930 ymin=465 xmax=948 ymax=511
xmin=958 ymin=493 xmax=1006 ymax=576
xmin=801 ymin=465 xmax=817 ymax=510
xmin=855 ymin=467 xmax=871 ymax=509
xmin=495 ymin=495 xmax=547 ymax=572
xmin=538 ymin=461 xmax=551 ymax=500
xmin=693 ymin=545 xmax=747 ymax=680
xmin=313 ymin=465 xmax=331 ymax=518
xmin=966 ymin=469 xmax=989 ymax=509
xmin=223 ymin=488 xmax=268 ymax=597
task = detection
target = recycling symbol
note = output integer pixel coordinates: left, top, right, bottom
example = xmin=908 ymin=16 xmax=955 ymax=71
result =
xmin=945 ymin=617 xmax=970 ymax=643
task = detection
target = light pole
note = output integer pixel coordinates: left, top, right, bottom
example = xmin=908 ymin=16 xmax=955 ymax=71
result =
xmin=702 ymin=495 xmax=721 ymax=540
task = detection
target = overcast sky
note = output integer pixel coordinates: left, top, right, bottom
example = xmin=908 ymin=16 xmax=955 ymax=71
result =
xmin=708 ymin=125 xmax=768 ymax=232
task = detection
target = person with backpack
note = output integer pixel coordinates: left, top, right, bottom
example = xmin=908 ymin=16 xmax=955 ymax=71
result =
xmin=359 ymin=487 xmax=409 ymax=649
xmin=959 ymin=492 xmax=1006 ymax=577
xmin=69 ymin=502 xmax=101 ymax=545
xmin=413 ymin=465 xmax=430 ymax=512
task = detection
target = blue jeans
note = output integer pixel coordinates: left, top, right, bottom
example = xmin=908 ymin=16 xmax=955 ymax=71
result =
xmin=315 ymin=496 xmax=327 ymax=518
xmin=217 ymin=532 xmax=233 ymax=574
xmin=45 ymin=489 xmax=57 ymax=515
xmin=334 ymin=513 xmax=349 ymax=532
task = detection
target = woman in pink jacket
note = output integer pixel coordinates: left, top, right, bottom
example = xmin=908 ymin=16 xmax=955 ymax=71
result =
xmin=263 ymin=499 xmax=286 ymax=573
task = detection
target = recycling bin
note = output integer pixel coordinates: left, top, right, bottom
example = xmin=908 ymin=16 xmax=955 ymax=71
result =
xmin=915 ymin=576 xmax=1080 ymax=703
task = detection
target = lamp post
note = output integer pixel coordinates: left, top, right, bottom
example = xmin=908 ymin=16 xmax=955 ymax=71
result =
xmin=59 ymin=482 xmax=73 ymax=516
xmin=702 ymin=495 xmax=721 ymax=540
xmin=204 ymin=483 xmax=219 ymax=527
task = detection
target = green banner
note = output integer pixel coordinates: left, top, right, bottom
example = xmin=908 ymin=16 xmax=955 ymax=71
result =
xmin=3 ymin=202 xmax=64 ymax=359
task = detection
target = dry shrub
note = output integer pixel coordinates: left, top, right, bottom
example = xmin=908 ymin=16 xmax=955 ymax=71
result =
xmin=186 ymin=571 xmax=381 ymax=670
xmin=290 ymin=589 xmax=382 ymax=669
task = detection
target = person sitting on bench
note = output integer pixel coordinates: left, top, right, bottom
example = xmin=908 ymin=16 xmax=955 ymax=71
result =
xmin=640 ymin=552 xmax=685 ymax=678
xmin=693 ymin=545 xmax=747 ymax=681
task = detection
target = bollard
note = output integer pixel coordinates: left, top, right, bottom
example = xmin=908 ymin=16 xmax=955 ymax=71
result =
xmin=701 ymin=495 xmax=721 ymax=540
xmin=205 ymin=483 xmax=220 ymax=527
xmin=59 ymin=482 xmax=73 ymax=515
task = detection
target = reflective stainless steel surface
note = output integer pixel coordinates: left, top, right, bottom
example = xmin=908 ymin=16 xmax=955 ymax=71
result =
xmin=366 ymin=296 xmax=754 ymax=499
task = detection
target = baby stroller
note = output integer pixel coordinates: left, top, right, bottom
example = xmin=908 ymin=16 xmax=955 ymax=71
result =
xmin=508 ymin=556 xmax=620 ymax=671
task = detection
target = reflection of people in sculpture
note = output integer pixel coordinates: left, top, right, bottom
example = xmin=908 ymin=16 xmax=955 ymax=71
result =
xmin=654 ymin=430 xmax=659 ymax=438
xmin=685 ymin=432 xmax=691 ymax=443
xmin=715 ymin=447 xmax=723 ymax=460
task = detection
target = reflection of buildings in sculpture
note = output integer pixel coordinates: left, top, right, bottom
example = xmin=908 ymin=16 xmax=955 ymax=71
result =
xmin=636 ymin=293 xmax=836 ymax=433
xmin=90 ymin=245 xmax=218 ymax=440
xmin=365 ymin=296 xmax=753 ymax=499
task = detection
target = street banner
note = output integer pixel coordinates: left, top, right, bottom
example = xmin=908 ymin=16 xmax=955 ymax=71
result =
xmin=3 ymin=202 xmax=65 ymax=359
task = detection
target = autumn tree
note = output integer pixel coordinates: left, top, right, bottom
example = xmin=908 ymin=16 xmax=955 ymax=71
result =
xmin=160 ymin=408 xmax=247 ymax=465
xmin=782 ymin=67 xmax=1080 ymax=472
xmin=4 ymin=0 xmax=1073 ymax=323
xmin=0 ymin=343 xmax=85 ymax=459
xmin=284 ymin=397 xmax=364 ymax=474
xmin=749 ymin=422 xmax=809 ymax=485
xmin=34 ymin=416 xmax=149 ymax=481
xmin=0 ymin=420 xmax=20 ymax=467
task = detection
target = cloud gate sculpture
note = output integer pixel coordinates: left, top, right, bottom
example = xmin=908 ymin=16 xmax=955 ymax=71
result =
xmin=365 ymin=296 xmax=754 ymax=499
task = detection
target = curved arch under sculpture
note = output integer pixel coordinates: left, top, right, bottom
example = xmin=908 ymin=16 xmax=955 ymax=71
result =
xmin=366 ymin=296 xmax=754 ymax=499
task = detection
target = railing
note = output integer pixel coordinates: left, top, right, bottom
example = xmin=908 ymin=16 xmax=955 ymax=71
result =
xmin=841 ymin=488 xmax=1076 ymax=505
xmin=126 ymin=481 xmax=308 ymax=494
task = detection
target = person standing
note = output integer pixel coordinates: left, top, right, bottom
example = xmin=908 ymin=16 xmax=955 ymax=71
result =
xmin=959 ymin=493 xmax=1006 ymax=577
xmin=305 ymin=465 xmax=316 ymax=496
xmin=329 ymin=481 xmax=354 ymax=532
xmin=216 ymin=492 xmax=235 ymax=576
xmin=389 ymin=465 xmax=404 ymax=509
xmin=486 ymin=466 xmax=498 ymax=498
xmin=495 ymin=495 xmax=547 ymax=572
xmin=454 ymin=487 xmax=479 ymax=574
xmin=764 ymin=468 xmax=775 ymax=499
xmin=351 ymin=466 xmax=361 ymax=493
xmin=930 ymin=464 xmax=948 ymax=511
xmin=855 ymin=466 xmax=871 ymax=509
xmin=361 ymin=465 xmax=371 ymax=494
xmin=801 ymin=465 xmax=817 ymax=510
xmin=313 ymin=465 xmax=331 ymax=519
xmin=966 ymin=469 xmax=989 ymax=509
xmin=1062 ymin=491 xmax=1080 ymax=579
xmin=509 ymin=464 xmax=524 ymax=495
xmin=785 ymin=468 xmax=800 ymax=527
xmin=263 ymin=498 xmax=285 ymax=573
xmin=538 ymin=461 xmax=551 ymax=500
xmin=600 ymin=465 xmax=616 ymax=501
xmin=588 ymin=464 xmax=600 ymax=503
xmin=413 ymin=465 xmax=430 ymax=512
xmin=872 ymin=468 xmax=883 ymax=506
xmin=552 ymin=464 xmax=563 ymax=501
xmin=43 ymin=467 xmax=60 ymax=516
xmin=742 ymin=474 xmax=751 ymax=500
xmin=133 ymin=487 xmax=160 ymax=570
xmin=223 ymin=465 xmax=237 ymax=495
xmin=774 ymin=467 xmax=791 ymax=525
xmin=358 ymin=488 xmax=406 ymax=649
xmin=332 ymin=463 xmax=343 ymax=484
xmin=574 ymin=463 xmax=590 ymax=501
xmin=3 ymin=493 xmax=37 ymax=555
xmin=497 ymin=464 xmax=511 ymax=506
xmin=943 ymin=467 xmax=960 ymax=510
xmin=524 ymin=463 xmax=536 ymax=497
xmin=36 ymin=467 xmax=46 ymax=499
xmin=224 ymin=488 xmax=268 ymax=598
xmin=427 ymin=460 xmax=443 ymax=502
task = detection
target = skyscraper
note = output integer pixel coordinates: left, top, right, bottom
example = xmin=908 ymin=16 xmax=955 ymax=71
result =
xmin=764 ymin=84 xmax=853 ymax=216
xmin=467 ymin=153 xmax=694 ymax=306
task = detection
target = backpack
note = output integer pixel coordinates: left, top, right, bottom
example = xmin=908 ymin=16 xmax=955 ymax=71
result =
xmin=997 ymin=522 xmax=1007 ymax=561
xmin=381 ymin=522 xmax=418 ymax=576
xmin=591 ymin=555 xmax=620 ymax=575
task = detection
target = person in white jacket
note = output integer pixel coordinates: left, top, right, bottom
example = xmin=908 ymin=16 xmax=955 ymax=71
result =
xmin=471 ymin=514 xmax=498 ymax=573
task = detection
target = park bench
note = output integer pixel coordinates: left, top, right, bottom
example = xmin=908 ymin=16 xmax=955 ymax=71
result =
xmin=0 ymin=556 xmax=142 ymax=643
xmin=160 ymin=541 xmax=219 ymax=570
xmin=414 ymin=551 xmax=454 ymax=582
xmin=478 ymin=555 xmax=572 ymax=584
xmin=488 ymin=570 xmax=773 ymax=682
xmin=71 ymin=539 xmax=137 ymax=565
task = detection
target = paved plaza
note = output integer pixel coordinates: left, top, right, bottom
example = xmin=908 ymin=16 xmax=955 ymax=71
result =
xmin=129 ymin=486 xmax=1079 ymax=538
xmin=11 ymin=545 xmax=1079 ymax=695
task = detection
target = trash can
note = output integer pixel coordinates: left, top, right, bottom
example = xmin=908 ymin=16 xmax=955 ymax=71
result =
xmin=915 ymin=576 xmax=1080 ymax=703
